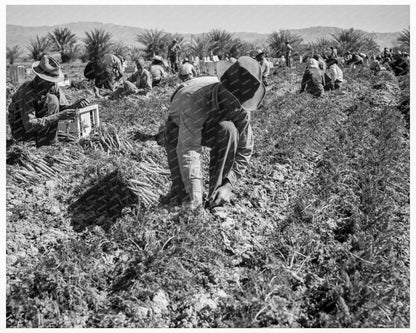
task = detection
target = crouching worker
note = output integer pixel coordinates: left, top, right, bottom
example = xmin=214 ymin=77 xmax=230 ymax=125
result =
xmin=8 ymin=55 xmax=89 ymax=147
xmin=300 ymin=58 xmax=324 ymax=97
xmin=108 ymin=58 xmax=152 ymax=99
xmin=324 ymin=58 xmax=343 ymax=91
xmin=92 ymin=53 xmax=125 ymax=98
xmin=178 ymin=58 xmax=197 ymax=82
xmin=163 ymin=56 xmax=265 ymax=211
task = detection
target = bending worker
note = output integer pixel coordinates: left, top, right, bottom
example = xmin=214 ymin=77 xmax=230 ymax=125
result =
xmin=163 ymin=56 xmax=265 ymax=210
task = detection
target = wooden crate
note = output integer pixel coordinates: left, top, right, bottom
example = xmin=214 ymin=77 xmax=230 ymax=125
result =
xmin=10 ymin=65 xmax=26 ymax=84
xmin=58 ymin=104 xmax=100 ymax=138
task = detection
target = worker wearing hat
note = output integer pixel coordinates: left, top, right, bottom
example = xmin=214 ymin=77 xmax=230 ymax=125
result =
xmin=108 ymin=57 xmax=153 ymax=99
xmin=8 ymin=55 xmax=89 ymax=147
xmin=92 ymin=53 xmax=125 ymax=97
xmin=150 ymin=55 xmax=167 ymax=87
xmin=300 ymin=58 xmax=324 ymax=97
xmin=178 ymin=57 xmax=197 ymax=82
xmin=168 ymin=39 xmax=181 ymax=73
xmin=163 ymin=56 xmax=266 ymax=210
xmin=285 ymin=40 xmax=293 ymax=68
xmin=255 ymin=49 xmax=271 ymax=86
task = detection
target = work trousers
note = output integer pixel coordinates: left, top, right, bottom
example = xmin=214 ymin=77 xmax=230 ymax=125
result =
xmin=164 ymin=116 xmax=238 ymax=202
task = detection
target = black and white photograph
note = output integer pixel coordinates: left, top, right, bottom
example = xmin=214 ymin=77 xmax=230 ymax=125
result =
xmin=2 ymin=0 xmax=413 ymax=330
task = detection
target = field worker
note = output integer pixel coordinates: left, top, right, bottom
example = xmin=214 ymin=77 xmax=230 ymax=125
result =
xmin=313 ymin=54 xmax=327 ymax=72
xmin=329 ymin=46 xmax=338 ymax=59
xmin=300 ymin=58 xmax=324 ymax=98
xmin=192 ymin=55 xmax=201 ymax=75
xmin=383 ymin=47 xmax=390 ymax=61
xmin=163 ymin=56 xmax=265 ymax=210
xmin=370 ymin=55 xmax=386 ymax=75
xmin=358 ymin=52 xmax=369 ymax=66
xmin=285 ymin=40 xmax=293 ymax=68
xmin=324 ymin=58 xmax=343 ymax=91
xmin=8 ymin=55 xmax=89 ymax=147
xmin=150 ymin=55 xmax=166 ymax=87
xmin=108 ymin=58 xmax=152 ymax=99
xmin=389 ymin=53 xmax=410 ymax=76
xmin=346 ymin=53 xmax=364 ymax=72
xmin=95 ymin=53 xmax=124 ymax=97
xmin=255 ymin=49 xmax=271 ymax=86
xmin=168 ymin=39 xmax=181 ymax=73
xmin=178 ymin=58 xmax=197 ymax=82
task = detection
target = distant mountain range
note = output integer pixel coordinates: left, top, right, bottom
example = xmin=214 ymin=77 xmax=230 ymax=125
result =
xmin=7 ymin=22 xmax=400 ymax=56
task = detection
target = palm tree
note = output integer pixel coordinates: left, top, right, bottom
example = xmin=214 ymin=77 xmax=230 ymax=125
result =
xmin=128 ymin=45 xmax=144 ymax=62
xmin=206 ymin=29 xmax=234 ymax=58
xmin=83 ymin=28 xmax=113 ymax=61
xmin=6 ymin=45 xmax=21 ymax=65
xmin=331 ymin=28 xmax=380 ymax=55
xmin=308 ymin=37 xmax=332 ymax=57
xmin=112 ymin=42 xmax=129 ymax=60
xmin=168 ymin=33 xmax=188 ymax=50
xmin=26 ymin=35 xmax=50 ymax=61
xmin=397 ymin=28 xmax=410 ymax=52
xmin=238 ymin=41 xmax=259 ymax=58
xmin=66 ymin=43 xmax=82 ymax=62
xmin=361 ymin=35 xmax=380 ymax=55
xmin=267 ymin=30 xmax=303 ymax=57
xmin=136 ymin=29 xmax=170 ymax=59
xmin=188 ymin=35 xmax=210 ymax=59
xmin=331 ymin=28 xmax=363 ymax=55
xmin=47 ymin=27 xmax=78 ymax=63
xmin=227 ymin=38 xmax=245 ymax=58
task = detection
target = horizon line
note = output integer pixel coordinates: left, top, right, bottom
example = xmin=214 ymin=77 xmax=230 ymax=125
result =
xmin=6 ymin=21 xmax=403 ymax=35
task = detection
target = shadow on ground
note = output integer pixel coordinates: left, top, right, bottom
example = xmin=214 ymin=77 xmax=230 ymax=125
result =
xmin=68 ymin=170 xmax=138 ymax=232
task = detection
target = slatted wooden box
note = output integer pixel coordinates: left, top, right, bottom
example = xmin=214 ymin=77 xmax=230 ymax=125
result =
xmin=58 ymin=104 xmax=100 ymax=138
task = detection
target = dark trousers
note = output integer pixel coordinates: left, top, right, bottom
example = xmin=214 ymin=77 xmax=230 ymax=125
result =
xmin=95 ymin=68 xmax=114 ymax=90
xmin=11 ymin=94 xmax=60 ymax=147
xmin=286 ymin=55 xmax=291 ymax=68
xmin=152 ymin=79 xmax=161 ymax=87
xmin=164 ymin=116 xmax=238 ymax=201
xmin=169 ymin=56 xmax=178 ymax=73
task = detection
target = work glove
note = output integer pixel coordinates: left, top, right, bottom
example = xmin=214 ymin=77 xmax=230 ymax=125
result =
xmin=210 ymin=181 xmax=233 ymax=208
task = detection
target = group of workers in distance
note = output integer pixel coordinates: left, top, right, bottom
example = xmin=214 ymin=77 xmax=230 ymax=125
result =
xmin=7 ymin=38 xmax=410 ymax=214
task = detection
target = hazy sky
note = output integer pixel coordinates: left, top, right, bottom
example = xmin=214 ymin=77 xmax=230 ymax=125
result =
xmin=6 ymin=4 xmax=410 ymax=33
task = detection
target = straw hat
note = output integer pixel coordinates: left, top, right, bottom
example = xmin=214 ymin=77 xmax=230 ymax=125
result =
xmin=216 ymin=56 xmax=266 ymax=111
xmin=32 ymin=55 xmax=64 ymax=83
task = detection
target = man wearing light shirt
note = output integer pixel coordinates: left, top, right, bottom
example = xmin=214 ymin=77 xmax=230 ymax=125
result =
xmin=163 ymin=57 xmax=265 ymax=210
xmin=324 ymin=58 xmax=343 ymax=91
xmin=255 ymin=50 xmax=271 ymax=86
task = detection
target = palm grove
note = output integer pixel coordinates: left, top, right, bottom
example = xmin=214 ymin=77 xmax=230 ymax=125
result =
xmin=6 ymin=26 xmax=411 ymax=65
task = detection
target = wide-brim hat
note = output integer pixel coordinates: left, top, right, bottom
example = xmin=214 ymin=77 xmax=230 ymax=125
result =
xmin=255 ymin=49 xmax=265 ymax=57
xmin=32 ymin=55 xmax=64 ymax=83
xmin=216 ymin=56 xmax=266 ymax=111
xmin=135 ymin=57 xmax=146 ymax=68
xmin=308 ymin=58 xmax=320 ymax=69
xmin=326 ymin=58 xmax=338 ymax=66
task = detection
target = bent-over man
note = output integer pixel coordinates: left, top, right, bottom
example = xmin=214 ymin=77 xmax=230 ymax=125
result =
xmin=163 ymin=56 xmax=266 ymax=210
